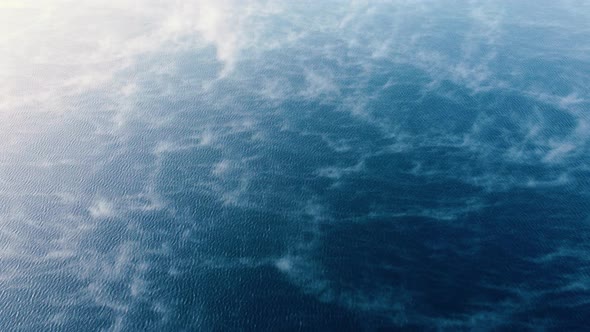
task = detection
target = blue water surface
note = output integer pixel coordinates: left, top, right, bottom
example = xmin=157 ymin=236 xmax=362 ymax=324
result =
xmin=0 ymin=1 xmax=589 ymax=330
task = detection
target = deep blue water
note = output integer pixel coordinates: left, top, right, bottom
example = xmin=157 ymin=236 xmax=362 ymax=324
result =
xmin=1 ymin=1 xmax=590 ymax=331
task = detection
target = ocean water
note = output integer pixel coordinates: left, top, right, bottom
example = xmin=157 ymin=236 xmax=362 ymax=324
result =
xmin=1 ymin=1 xmax=590 ymax=331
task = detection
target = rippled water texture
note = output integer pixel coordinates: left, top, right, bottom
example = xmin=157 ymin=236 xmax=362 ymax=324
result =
xmin=1 ymin=1 xmax=590 ymax=330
